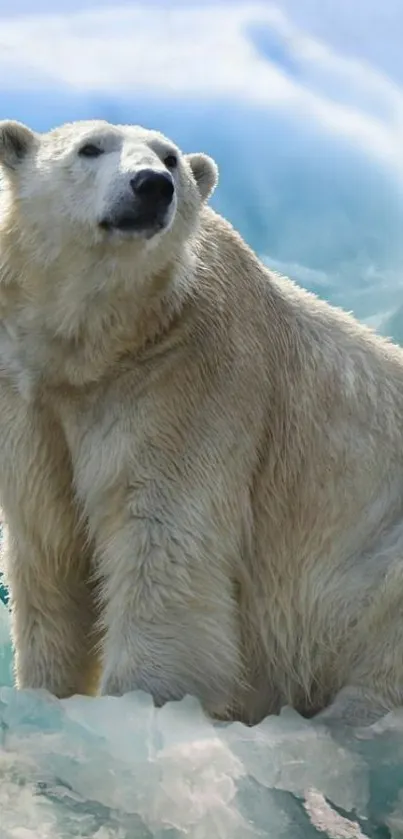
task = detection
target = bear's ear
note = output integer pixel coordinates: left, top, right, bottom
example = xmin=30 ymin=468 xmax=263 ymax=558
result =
xmin=0 ymin=121 xmax=36 ymax=171
xmin=186 ymin=153 xmax=218 ymax=202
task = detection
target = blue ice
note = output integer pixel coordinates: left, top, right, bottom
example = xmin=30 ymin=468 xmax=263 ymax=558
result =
xmin=1 ymin=599 xmax=403 ymax=838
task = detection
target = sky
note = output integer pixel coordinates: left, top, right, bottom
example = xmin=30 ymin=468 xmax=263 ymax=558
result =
xmin=1 ymin=0 xmax=403 ymax=340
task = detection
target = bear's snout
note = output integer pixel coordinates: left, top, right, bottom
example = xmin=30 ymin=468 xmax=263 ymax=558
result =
xmin=100 ymin=168 xmax=175 ymax=237
xmin=130 ymin=169 xmax=174 ymax=206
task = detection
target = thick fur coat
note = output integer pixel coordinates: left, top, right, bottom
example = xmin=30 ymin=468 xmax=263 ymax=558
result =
xmin=1 ymin=118 xmax=403 ymax=726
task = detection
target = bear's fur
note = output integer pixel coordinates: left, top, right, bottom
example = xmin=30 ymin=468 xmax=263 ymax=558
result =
xmin=1 ymin=118 xmax=403 ymax=726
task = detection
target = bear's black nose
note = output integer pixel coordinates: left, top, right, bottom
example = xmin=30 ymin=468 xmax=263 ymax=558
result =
xmin=130 ymin=169 xmax=174 ymax=205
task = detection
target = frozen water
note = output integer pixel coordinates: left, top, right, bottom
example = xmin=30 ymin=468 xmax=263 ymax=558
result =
xmin=2 ymin=602 xmax=403 ymax=837
xmin=0 ymin=595 xmax=12 ymax=688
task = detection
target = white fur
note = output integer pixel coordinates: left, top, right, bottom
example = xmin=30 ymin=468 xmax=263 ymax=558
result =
xmin=1 ymin=118 xmax=403 ymax=727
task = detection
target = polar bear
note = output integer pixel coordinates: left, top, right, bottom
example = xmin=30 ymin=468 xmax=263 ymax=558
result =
xmin=1 ymin=118 xmax=403 ymax=727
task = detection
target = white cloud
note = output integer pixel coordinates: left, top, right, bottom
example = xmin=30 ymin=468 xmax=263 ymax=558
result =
xmin=1 ymin=2 xmax=403 ymax=168
xmin=1 ymin=5 xmax=293 ymax=97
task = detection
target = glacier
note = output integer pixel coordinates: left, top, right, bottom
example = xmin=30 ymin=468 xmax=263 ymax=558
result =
xmin=1 ymin=600 xmax=403 ymax=838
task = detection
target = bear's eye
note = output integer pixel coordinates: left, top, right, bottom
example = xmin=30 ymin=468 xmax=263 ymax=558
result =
xmin=164 ymin=153 xmax=178 ymax=169
xmin=78 ymin=144 xmax=104 ymax=158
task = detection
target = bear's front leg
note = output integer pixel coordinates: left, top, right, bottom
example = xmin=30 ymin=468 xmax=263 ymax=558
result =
xmin=7 ymin=536 xmax=99 ymax=698
xmin=0 ymin=384 xmax=100 ymax=698
xmin=96 ymin=508 xmax=242 ymax=717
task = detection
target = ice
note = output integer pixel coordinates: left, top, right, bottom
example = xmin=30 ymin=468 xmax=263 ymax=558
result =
xmin=1 ymin=599 xmax=403 ymax=839
xmin=0 ymin=594 xmax=12 ymax=688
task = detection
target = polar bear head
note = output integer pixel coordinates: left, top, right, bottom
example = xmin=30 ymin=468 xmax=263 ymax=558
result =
xmin=0 ymin=119 xmax=218 ymax=267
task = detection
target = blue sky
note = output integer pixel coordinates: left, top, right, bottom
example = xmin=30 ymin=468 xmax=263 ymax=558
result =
xmin=1 ymin=0 xmax=403 ymax=339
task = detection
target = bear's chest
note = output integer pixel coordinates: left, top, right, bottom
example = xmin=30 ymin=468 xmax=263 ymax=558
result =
xmin=0 ymin=321 xmax=38 ymax=400
xmin=52 ymin=372 xmax=168 ymax=507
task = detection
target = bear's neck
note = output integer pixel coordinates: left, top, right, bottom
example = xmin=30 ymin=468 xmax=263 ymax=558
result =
xmin=0 ymin=222 xmax=196 ymax=391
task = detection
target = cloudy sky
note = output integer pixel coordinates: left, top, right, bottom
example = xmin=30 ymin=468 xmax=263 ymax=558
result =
xmin=1 ymin=0 xmax=403 ymax=338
